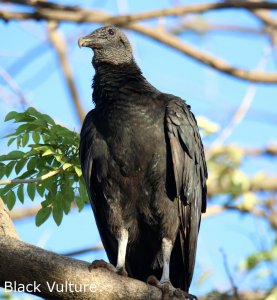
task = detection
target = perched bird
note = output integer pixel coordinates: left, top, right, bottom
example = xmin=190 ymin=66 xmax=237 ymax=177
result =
xmin=79 ymin=26 xmax=207 ymax=299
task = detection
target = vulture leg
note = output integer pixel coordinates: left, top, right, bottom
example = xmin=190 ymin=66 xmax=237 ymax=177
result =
xmin=160 ymin=237 xmax=173 ymax=286
xmin=115 ymin=228 xmax=128 ymax=276
xmin=160 ymin=238 xmax=199 ymax=300
xmin=147 ymin=238 xmax=175 ymax=299
xmin=89 ymin=228 xmax=129 ymax=276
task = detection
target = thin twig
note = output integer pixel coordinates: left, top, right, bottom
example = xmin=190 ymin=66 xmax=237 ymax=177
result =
xmin=47 ymin=21 xmax=85 ymax=123
xmin=0 ymin=168 xmax=62 ymax=185
xmin=210 ymin=45 xmax=272 ymax=148
xmin=220 ymin=249 xmax=241 ymax=300
xmin=0 ymin=66 xmax=30 ymax=109
xmin=63 ymin=244 xmax=104 ymax=256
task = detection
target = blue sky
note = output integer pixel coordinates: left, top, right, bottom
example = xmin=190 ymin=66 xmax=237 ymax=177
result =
xmin=0 ymin=0 xmax=277 ymax=298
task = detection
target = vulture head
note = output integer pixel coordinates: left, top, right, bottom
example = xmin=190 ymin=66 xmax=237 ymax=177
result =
xmin=78 ymin=26 xmax=133 ymax=65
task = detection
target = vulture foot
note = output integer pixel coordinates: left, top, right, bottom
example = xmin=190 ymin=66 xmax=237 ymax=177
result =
xmin=88 ymin=259 xmax=116 ymax=272
xmin=89 ymin=260 xmax=128 ymax=277
xmin=147 ymin=276 xmax=197 ymax=300
xmin=116 ymin=266 xmax=128 ymax=277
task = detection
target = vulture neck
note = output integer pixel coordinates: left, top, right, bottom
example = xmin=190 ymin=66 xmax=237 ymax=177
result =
xmin=92 ymin=60 xmax=145 ymax=106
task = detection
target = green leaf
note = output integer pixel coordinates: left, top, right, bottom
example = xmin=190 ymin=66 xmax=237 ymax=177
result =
xmin=62 ymin=163 xmax=72 ymax=170
xmin=18 ymin=169 xmax=37 ymax=179
xmin=7 ymin=137 xmax=16 ymax=146
xmin=0 ymin=150 xmax=25 ymax=161
xmin=15 ymin=158 xmax=28 ymax=174
xmin=17 ymin=184 xmax=24 ymax=203
xmin=21 ymin=133 xmax=29 ymax=147
xmin=41 ymin=113 xmax=55 ymax=125
xmin=32 ymin=132 xmax=40 ymax=143
xmin=36 ymin=184 xmax=45 ymax=197
xmin=4 ymin=160 xmax=16 ymax=177
xmin=15 ymin=123 xmax=33 ymax=135
xmin=17 ymin=136 xmax=21 ymax=148
xmin=27 ymin=157 xmax=37 ymax=171
xmin=6 ymin=190 xmax=16 ymax=210
xmin=79 ymin=181 xmax=88 ymax=202
xmin=0 ymin=163 xmax=6 ymax=179
xmin=53 ymin=197 xmax=63 ymax=226
xmin=35 ymin=207 xmax=52 ymax=226
xmin=42 ymin=149 xmax=54 ymax=156
xmin=27 ymin=182 xmax=36 ymax=200
xmin=74 ymin=166 xmax=82 ymax=177
xmin=61 ymin=193 xmax=71 ymax=215
xmin=0 ymin=184 xmax=13 ymax=198
xmin=75 ymin=196 xmax=84 ymax=212
xmin=5 ymin=111 xmax=18 ymax=122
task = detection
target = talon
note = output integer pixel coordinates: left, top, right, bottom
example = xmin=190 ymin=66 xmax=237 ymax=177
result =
xmin=147 ymin=275 xmax=160 ymax=287
xmin=183 ymin=292 xmax=198 ymax=300
xmin=147 ymin=276 xmax=178 ymax=299
xmin=161 ymin=282 xmax=171 ymax=300
xmin=173 ymin=288 xmax=183 ymax=298
xmin=88 ymin=259 xmax=116 ymax=272
xmin=116 ymin=266 xmax=128 ymax=277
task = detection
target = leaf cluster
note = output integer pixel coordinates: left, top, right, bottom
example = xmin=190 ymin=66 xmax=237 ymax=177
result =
xmin=0 ymin=108 xmax=88 ymax=226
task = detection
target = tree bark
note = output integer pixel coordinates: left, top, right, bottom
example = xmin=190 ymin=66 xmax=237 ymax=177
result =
xmin=0 ymin=236 xmax=164 ymax=300
xmin=0 ymin=199 xmax=163 ymax=300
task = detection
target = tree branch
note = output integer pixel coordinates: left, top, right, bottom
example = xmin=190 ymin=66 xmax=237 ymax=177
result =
xmin=0 ymin=66 xmax=30 ymax=108
xmin=203 ymin=205 xmax=268 ymax=219
xmin=3 ymin=0 xmax=277 ymax=24
xmin=9 ymin=205 xmax=41 ymax=220
xmin=0 ymin=198 xmax=165 ymax=300
xmin=170 ymin=21 xmax=265 ymax=36
xmin=0 ymin=199 xmax=19 ymax=239
xmin=210 ymin=46 xmax=270 ymax=147
xmin=1 ymin=6 xmax=277 ymax=83
xmin=207 ymin=176 xmax=277 ymax=198
xmin=0 ymin=236 xmax=166 ymax=300
xmin=47 ymin=21 xmax=85 ymax=123
xmin=127 ymin=23 xmax=277 ymax=83
xmin=63 ymin=244 xmax=104 ymax=257
xmin=0 ymin=168 xmax=62 ymax=185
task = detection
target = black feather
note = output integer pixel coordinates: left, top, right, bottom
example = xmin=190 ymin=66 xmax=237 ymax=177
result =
xmin=79 ymin=29 xmax=207 ymax=292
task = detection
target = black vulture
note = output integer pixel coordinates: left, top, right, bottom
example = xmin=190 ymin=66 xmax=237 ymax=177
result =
xmin=79 ymin=26 xmax=207 ymax=299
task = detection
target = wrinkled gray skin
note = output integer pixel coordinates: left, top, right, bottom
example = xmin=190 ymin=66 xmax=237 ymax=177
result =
xmin=78 ymin=26 xmax=133 ymax=66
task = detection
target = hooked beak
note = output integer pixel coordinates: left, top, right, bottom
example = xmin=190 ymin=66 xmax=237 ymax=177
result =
xmin=78 ymin=35 xmax=94 ymax=48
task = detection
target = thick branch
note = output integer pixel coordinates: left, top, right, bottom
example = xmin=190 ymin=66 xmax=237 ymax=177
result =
xmin=0 ymin=199 xmax=19 ymax=239
xmin=0 ymin=199 xmax=164 ymax=300
xmin=0 ymin=236 xmax=164 ymax=300
xmin=1 ymin=9 xmax=277 ymax=83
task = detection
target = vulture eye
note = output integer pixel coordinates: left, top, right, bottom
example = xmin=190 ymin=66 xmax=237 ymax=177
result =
xmin=108 ymin=29 xmax=115 ymax=36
